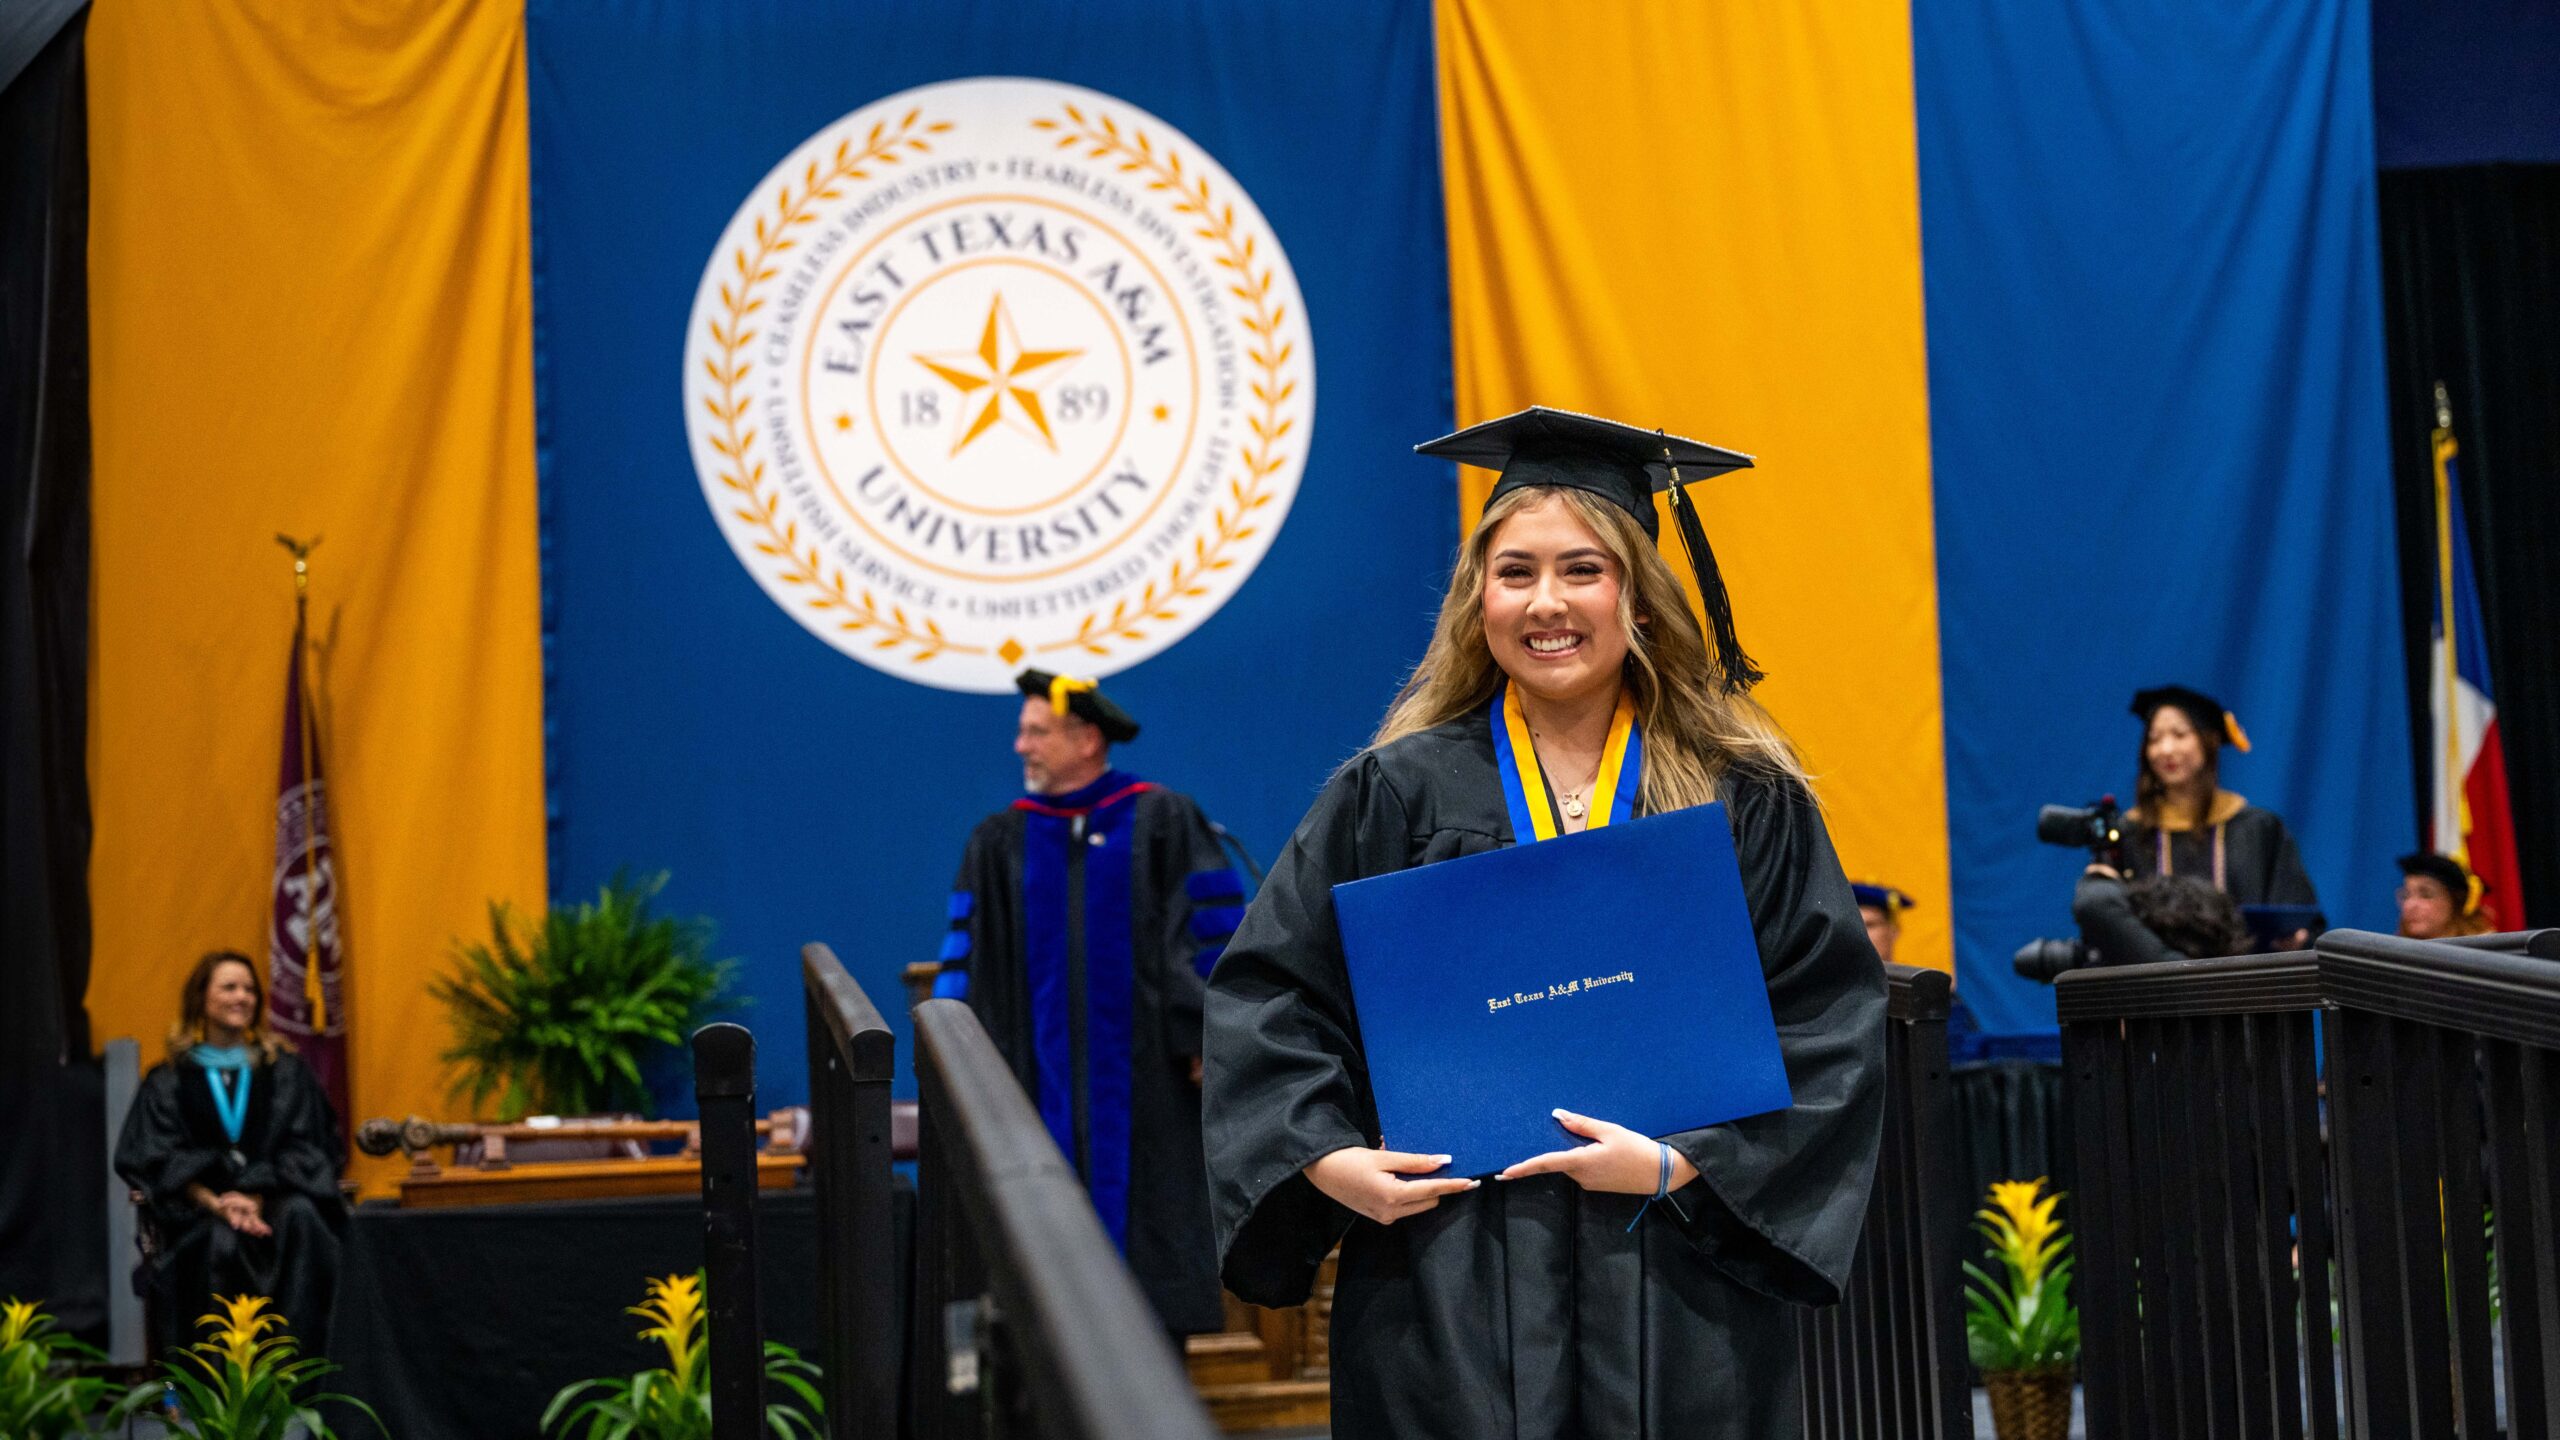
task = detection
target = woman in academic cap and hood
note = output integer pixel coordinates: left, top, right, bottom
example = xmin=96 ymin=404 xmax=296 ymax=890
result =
xmin=1202 ymin=409 xmax=1886 ymax=1439
xmin=2120 ymin=685 xmax=2319 ymax=918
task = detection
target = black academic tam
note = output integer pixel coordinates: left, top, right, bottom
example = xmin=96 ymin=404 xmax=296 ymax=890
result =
xmin=1418 ymin=407 xmax=1765 ymax=692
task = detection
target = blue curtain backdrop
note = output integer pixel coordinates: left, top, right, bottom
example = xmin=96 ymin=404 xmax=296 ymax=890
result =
xmin=1915 ymin=0 xmax=2414 ymax=1031
xmin=526 ymin=0 xmax=1452 ymax=1107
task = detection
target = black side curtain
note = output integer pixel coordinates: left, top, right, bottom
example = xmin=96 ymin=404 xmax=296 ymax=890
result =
xmin=0 ymin=3 xmax=104 ymax=1338
xmin=1 ymin=0 xmax=91 ymax=1070
xmin=2379 ymin=165 xmax=2560 ymax=928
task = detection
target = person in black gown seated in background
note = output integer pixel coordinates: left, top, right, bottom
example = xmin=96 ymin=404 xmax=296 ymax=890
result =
xmin=116 ymin=950 xmax=348 ymax=1353
xmin=2120 ymin=685 xmax=2319 ymax=945
xmin=1203 ymin=409 xmax=1886 ymax=1439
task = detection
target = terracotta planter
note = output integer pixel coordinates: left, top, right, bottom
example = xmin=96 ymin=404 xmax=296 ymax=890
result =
xmin=1982 ymin=1364 xmax=2074 ymax=1440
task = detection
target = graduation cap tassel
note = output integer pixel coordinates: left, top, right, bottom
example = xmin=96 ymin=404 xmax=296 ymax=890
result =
xmin=1663 ymin=478 xmax=1763 ymax=694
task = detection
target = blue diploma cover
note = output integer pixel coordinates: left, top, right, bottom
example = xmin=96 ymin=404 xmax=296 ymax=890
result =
xmin=1331 ymin=802 xmax=1793 ymax=1178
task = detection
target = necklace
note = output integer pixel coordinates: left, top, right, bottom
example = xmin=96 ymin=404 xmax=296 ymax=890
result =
xmin=1547 ymin=753 xmax=1603 ymax=822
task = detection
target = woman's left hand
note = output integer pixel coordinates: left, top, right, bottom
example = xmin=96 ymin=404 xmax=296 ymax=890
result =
xmin=1496 ymin=1109 xmax=1699 ymax=1195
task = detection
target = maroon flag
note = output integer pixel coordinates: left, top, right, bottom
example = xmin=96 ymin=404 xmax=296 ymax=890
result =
xmin=268 ymin=604 xmax=349 ymax=1132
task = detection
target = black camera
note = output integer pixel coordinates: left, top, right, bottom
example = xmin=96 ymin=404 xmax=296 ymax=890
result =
xmin=2036 ymin=794 xmax=2126 ymax=870
xmin=2013 ymin=935 xmax=2093 ymax=983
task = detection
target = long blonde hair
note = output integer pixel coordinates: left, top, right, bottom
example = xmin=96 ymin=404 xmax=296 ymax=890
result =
xmin=1372 ymin=485 xmax=1809 ymax=812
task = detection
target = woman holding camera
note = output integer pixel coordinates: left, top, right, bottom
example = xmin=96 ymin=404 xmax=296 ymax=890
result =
xmin=2119 ymin=685 xmax=2318 ymax=920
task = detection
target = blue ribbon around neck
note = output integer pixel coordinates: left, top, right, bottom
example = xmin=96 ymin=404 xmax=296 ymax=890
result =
xmin=192 ymin=1045 xmax=253 ymax=1145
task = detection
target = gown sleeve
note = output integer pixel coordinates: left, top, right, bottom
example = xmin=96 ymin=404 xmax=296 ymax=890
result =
xmin=1659 ymin=769 xmax=1888 ymax=1307
xmin=234 ymin=1056 xmax=346 ymax=1203
xmin=1203 ymin=755 xmax=1409 ymax=1307
xmin=115 ymin=1064 xmax=222 ymax=1229
xmin=934 ymin=822 xmax=997 ymax=1002
xmin=1157 ymin=795 xmax=1245 ymax=1062
xmin=2261 ymin=812 xmax=2320 ymax=911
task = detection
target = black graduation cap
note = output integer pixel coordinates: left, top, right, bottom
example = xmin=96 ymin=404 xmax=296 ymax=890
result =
xmin=1415 ymin=406 xmax=1762 ymax=692
xmin=2396 ymin=852 xmax=2484 ymax=913
xmin=2130 ymin=685 xmax=2252 ymax=753
xmin=1850 ymin=883 xmax=1915 ymax=915
xmin=1015 ymin=668 xmax=1139 ymax=744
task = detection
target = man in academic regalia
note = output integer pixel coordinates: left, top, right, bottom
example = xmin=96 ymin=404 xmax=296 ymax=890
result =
xmin=932 ymin=669 xmax=1242 ymax=1334
xmin=1850 ymin=882 xmax=1913 ymax=967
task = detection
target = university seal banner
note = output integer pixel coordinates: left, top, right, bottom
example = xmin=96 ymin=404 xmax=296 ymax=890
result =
xmin=684 ymin=79 xmax=1312 ymax=690
xmin=529 ymin=0 xmax=1450 ymax=1103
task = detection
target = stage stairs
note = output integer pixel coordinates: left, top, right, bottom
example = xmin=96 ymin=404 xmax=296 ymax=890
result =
xmin=1184 ymin=1256 xmax=1335 ymax=1432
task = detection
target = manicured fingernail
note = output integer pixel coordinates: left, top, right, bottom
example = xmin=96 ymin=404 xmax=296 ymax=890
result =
xmin=1467 ymin=1179 xmax=1482 ymax=1189
xmin=1434 ymin=1155 xmax=1452 ymax=1165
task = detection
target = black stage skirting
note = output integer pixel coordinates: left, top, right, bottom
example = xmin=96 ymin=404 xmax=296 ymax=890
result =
xmin=1948 ymin=1058 xmax=2074 ymax=1250
xmin=330 ymin=1183 xmax=906 ymax=1440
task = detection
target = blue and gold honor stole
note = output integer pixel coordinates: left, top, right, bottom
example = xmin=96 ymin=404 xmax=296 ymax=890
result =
xmin=191 ymin=1044 xmax=255 ymax=1144
xmin=1012 ymin=770 xmax=1154 ymax=1250
xmin=1491 ymin=682 xmax=1642 ymax=843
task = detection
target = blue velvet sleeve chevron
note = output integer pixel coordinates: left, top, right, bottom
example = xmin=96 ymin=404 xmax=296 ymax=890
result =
xmin=936 ymin=888 xmax=974 ymax=1000
xmin=1185 ymin=867 xmax=1245 ymax=976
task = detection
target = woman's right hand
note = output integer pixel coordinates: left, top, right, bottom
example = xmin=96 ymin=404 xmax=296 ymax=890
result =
xmin=212 ymin=1191 xmax=271 ymax=1237
xmin=1304 ymin=1144 xmax=1478 ymax=1225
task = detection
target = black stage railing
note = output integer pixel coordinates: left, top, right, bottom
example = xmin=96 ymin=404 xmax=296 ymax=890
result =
xmin=694 ymin=1022 xmax=770 ymax=1440
xmin=908 ymin=996 xmax=1216 ymax=1440
xmin=2058 ymin=927 xmax=2560 ymax=1440
xmin=802 ymin=944 xmax=900 ymax=1439
xmin=1800 ymin=962 xmax=1975 ymax=1440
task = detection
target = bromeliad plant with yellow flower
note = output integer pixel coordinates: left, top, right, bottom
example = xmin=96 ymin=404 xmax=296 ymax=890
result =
xmin=543 ymin=1272 xmax=821 ymax=1440
xmin=1965 ymin=1179 xmax=2079 ymax=1440
xmin=2 ymin=1297 xmax=117 ymax=1439
xmin=132 ymin=1294 xmax=383 ymax=1440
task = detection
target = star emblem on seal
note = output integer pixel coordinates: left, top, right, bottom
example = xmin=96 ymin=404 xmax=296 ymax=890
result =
xmin=911 ymin=293 xmax=1084 ymax=456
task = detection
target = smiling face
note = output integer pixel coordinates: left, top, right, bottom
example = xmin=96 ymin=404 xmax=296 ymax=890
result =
xmin=2144 ymin=706 xmax=2210 ymax=791
xmin=1479 ymin=494 xmax=1634 ymax=709
xmin=202 ymin=959 xmax=262 ymax=1043
xmin=2397 ymin=875 xmax=2458 ymax=940
xmin=1014 ymin=695 xmax=1106 ymax=796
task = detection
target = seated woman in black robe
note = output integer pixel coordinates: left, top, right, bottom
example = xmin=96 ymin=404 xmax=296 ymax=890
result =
xmin=2119 ymin=685 xmax=2320 ymax=945
xmin=1203 ymin=409 xmax=1888 ymax=1440
xmin=115 ymin=950 xmax=348 ymax=1354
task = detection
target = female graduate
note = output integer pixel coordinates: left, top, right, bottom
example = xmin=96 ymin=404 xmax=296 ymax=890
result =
xmin=1203 ymin=408 xmax=1887 ymax=1439
xmin=2119 ymin=686 xmax=2319 ymax=927
xmin=115 ymin=950 xmax=348 ymax=1352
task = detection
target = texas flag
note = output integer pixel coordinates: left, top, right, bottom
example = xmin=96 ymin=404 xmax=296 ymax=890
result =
xmin=2429 ymin=419 xmax=2524 ymax=926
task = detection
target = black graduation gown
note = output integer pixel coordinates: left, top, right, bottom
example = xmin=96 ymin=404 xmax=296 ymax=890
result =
xmin=1204 ymin=711 xmax=1888 ymax=1440
xmin=114 ymin=1052 xmax=348 ymax=1355
xmin=2122 ymin=794 xmax=2319 ymax=910
xmin=942 ymin=770 xmax=1241 ymax=1335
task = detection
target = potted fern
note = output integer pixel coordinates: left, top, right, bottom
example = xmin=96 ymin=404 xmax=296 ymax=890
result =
xmin=543 ymin=1273 xmax=821 ymax=1440
xmin=2 ymin=1298 xmax=115 ymax=1439
xmin=432 ymin=872 xmax=736 ymax=1119
xmin=129 ymin=1295 xmax=382 ymax=1440
xmin=1965 ymin=1178 xmax=2078 ymax=1440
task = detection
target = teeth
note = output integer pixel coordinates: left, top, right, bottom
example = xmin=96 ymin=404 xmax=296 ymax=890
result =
xmin=1527 ymin=635 xmax=1579 ymax=653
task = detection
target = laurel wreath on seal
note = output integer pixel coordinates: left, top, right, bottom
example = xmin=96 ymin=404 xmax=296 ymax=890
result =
xmin=1029 ymin=106 xmax=1300 ymax=659
xmin=698 ymin=111 xmax=982 ymax=663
